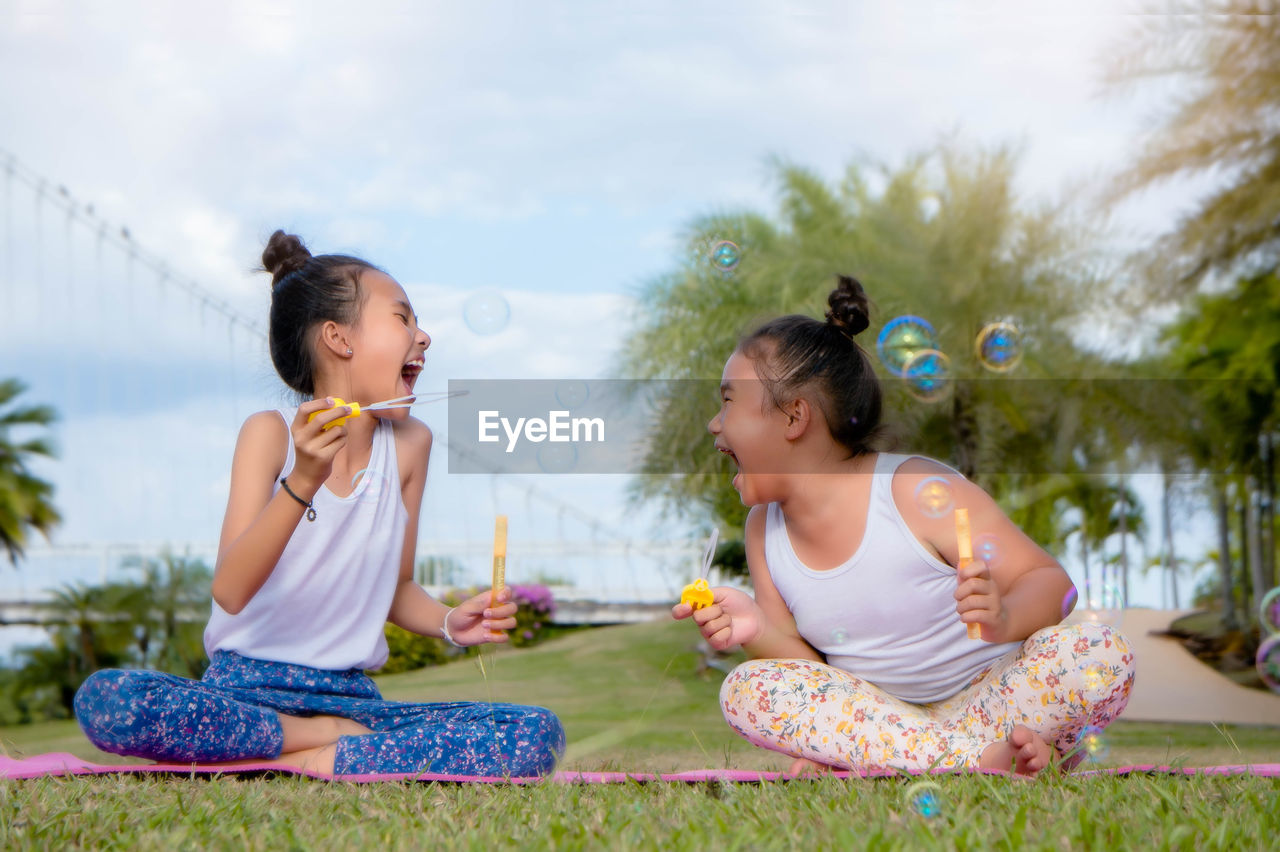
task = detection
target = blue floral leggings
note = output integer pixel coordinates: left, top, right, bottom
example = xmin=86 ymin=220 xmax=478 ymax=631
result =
xmin=74 ymin=651 xmax=565 ymax=777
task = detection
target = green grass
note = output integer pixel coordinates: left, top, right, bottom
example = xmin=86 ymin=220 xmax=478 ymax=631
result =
xmin=1 ymin=620 xmax=1278 ymax=849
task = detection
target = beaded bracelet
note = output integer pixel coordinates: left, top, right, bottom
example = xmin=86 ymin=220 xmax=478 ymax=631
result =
xmin=279 ymin=477 xmax=316 ymax=522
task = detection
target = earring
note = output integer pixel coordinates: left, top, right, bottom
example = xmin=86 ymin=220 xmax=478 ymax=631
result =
xmin=346 ymin=348 xmax=353 ymax=355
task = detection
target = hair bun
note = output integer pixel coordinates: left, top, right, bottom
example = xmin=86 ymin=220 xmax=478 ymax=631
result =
xmin=824 ymin=274 xmax=871 ymax=337
xmin=262 ymin=230 xmax=312 ymax=285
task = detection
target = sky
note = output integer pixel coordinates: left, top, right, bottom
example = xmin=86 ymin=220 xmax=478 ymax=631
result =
xmin=0 ymin=1 xmax=1226 ymax=655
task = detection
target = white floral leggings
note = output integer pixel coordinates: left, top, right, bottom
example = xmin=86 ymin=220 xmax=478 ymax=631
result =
xmin=720 ymin=622 xmax=1135 ymax=771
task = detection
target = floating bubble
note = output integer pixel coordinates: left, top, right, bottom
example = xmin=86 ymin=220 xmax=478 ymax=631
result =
xmin=975 ymin=322 xmax=1024 ymax=373
xmin=351 ymin=467 xmax=391 ymax=505
xmin=536 ymin=442 xmax=578 ymax=473
xmin=914 ymin=476 xmax=954 ymax=518
xmin=974 ymin=534 xmax=1001 ymax=567
xmin=830 ymin=627 xmax=849 ymax=645
xmin=903 ymin=781 xmax=943 ymax=819
xmin=1078 ymin=725 xmax=1109 ymax=762
xmin=555 ymin=380 xmax=590 ymax=410
xmin=1060 ymin=586 xmax=1079 ymax=619
xmin=1258 ymin=636 xmax=1280 ymax=693
xmin=903 ymin=349 xmax=953 ymax=403
xmin=1085 ymin=580 xmax=1125 ymax=612
xmin=876 ymin=316 xmax=938 ymax=377
xmin=709 ymin=240 xmax=741 ymax=273
xmin=1073 ymin=580 xmax=1125 ymax=626
xmin=463 ymin=290 xmax=510 ymax=335
xmin=1259 ymin=587 xmax=1280 ymax=635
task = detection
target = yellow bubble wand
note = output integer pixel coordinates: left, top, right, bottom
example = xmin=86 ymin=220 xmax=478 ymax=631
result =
xmin=955 ymin=508 xmax=982 ymax=640
xmin=679 ymin=528 xmax=718 ymax=610
xmin=308 ymin=389 xmax=469 ymax=430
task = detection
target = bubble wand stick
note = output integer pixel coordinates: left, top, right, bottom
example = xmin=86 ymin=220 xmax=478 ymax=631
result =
xmin=954 ymin=508 xmax=982 ymax=640
xmin=491 ymin=515 xmax=507 ymax=607
xmin=680 ymin=528 xmax=718 ymax=610
xmin=309 ymin=390 xmax=469 ymax=430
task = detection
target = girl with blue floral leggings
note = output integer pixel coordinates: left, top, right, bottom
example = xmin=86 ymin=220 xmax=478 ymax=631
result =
xmin=674 ymin=276 xmax=1134 ymax=776
xmin=75 ymin=231 xmax=564 ymax=777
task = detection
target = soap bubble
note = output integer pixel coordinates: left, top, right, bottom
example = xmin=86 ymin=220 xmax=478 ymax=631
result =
xmin=876 ymin=316 xmax=938 ymax=377
xmin=1078 ymin=725 xmax=1109 ymax=762
xmin=1085 ymin=580 xmax=1126 ymax=614
xmin=536 ymin=443 xmax=578 ymax=473
xmin=709 ymin=240 xmax=741 ymax=273
xmin=830 ymin=627 xmax=849 ymax=645
xmin=1259 ymin=587 xmax=1280 ymax=635
xmin=1079 ymin=580 xmax=1125 ymax=625
xmin=974 ymin=534 xmax=1001 ymax=567
xmin=903 ymin=781 xmax=943 ymax=819
xmin=903 ymin=349 xmax=953 ymax=403
xmin=975 ymin=322 xmax=1024 ymax=373
xmin=1082 ymin=662 xmax=1107 ymax=691
xmin=1258 ymin=636 xmax=1280 ymax=693
xmin=914 ymin=477 xmax=954 ymax=518
xmin=1060 ymin=586 xmax=1079 ymax=619
xmin=555 ymin=380 xmax=591 ymax=410
xmin=463 ymin=290 xmax=510 ymax=335
xmin=351 ymin=468 xmax=391 ymax=505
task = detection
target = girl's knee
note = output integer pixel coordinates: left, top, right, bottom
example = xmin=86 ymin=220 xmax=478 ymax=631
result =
xmin=74 ymin=669 xmax=158 ymax=753
xmin=507 ymin=705 xmax=565 ymax=777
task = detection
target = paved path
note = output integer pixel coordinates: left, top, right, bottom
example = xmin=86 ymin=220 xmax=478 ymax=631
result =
xmin=1070 ymin=608 xmax=1280 ymax=726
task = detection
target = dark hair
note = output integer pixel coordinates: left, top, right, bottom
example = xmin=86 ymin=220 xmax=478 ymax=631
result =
xmin=739 ymin=275 xmax=883 ymax=457
xmin=261 ymin=230 xmax=382 ymax=395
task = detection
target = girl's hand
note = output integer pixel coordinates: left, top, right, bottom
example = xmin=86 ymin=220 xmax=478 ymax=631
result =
xmin=955 ymin=560 xmax=1010 ymax=643
xmin=672 ymin=587 xmax=764 ymax=651
xmin=444 ymin=587 xmax=518 ymax=646
xmin=288 ymin=398 xmax=351 ymax=493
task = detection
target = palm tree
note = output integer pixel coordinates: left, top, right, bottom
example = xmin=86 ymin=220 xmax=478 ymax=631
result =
xmin=619 ymin=144 xmax=1109 ymax=530
xmin=116 ymin=552 xmax=213 ymax=677
xmin=0 ymin=378 xmax=60 ymax=563
xmin=1104 ymin=3 xmax=1280 ymax=294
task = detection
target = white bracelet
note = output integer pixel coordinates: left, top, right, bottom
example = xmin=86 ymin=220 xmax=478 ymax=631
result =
xmin=439 ymin=607 xmax=464 ymax=648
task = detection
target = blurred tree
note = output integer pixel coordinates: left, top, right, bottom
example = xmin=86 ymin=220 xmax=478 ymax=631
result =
xmin=116 ymin=552 xmax=213 ymax=678
xmin=0 ymin=379 xmax=60 ymax=564
xmin=1104 ymin=3 xmax=1280 ymax=293
xmin=619 ymin=144 xmax=1108 ymax=545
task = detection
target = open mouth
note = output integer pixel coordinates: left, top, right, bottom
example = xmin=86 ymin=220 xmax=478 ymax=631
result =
xmin=717 ymin=444 xmax=742 ymax=486
xmin=401 ymin=358 xmax=424 ymax=394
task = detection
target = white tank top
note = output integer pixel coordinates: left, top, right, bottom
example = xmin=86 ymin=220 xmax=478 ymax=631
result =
xmin=765 ymin=453 xmax=1020 ymax=703
xmin=204 ymin=409 xmax=408 ymax=671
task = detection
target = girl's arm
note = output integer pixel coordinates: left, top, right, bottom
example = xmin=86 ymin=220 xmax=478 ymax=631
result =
xmin=385 ymin=418 xmax=516 ymax=644
xmin=740 ymin=504 xmax=823 ymax=661
xmin=212 ymin=401 xmax=351 ymax=614
xmin=892 ymin=459 xmax=1075 ymax=644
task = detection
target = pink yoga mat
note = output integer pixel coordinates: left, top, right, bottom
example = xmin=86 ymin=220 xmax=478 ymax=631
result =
xmin=2 ymin=753 xmax=1278 ymax=783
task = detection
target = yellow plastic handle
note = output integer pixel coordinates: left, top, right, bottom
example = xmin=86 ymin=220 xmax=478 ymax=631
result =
xmin=307 ymin=398 xmax=361 ymax=431
xmin=680 ymin=578 xmax=715 ymax=611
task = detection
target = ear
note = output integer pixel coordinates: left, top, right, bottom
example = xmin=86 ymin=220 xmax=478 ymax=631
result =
xmin=317 ymin=320 xmax=353 ymax=358
xmin=782 ymin=397 xmax=812 ymax=441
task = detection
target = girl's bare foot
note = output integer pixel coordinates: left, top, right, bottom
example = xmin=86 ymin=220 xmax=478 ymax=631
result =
xmin=978 ymin=725 xmax=1053 ymax=776
xmin=214 ymin=715 xmax=372 ymax=776
xmin=277 ymin=713 xmax=373 ymax=752
xmin=786 ymin=755 xmax=839 ymax=776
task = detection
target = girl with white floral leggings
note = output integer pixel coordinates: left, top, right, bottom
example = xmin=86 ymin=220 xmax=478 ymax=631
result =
xmin=675 ymin=277 xmax=1135 ymax=775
